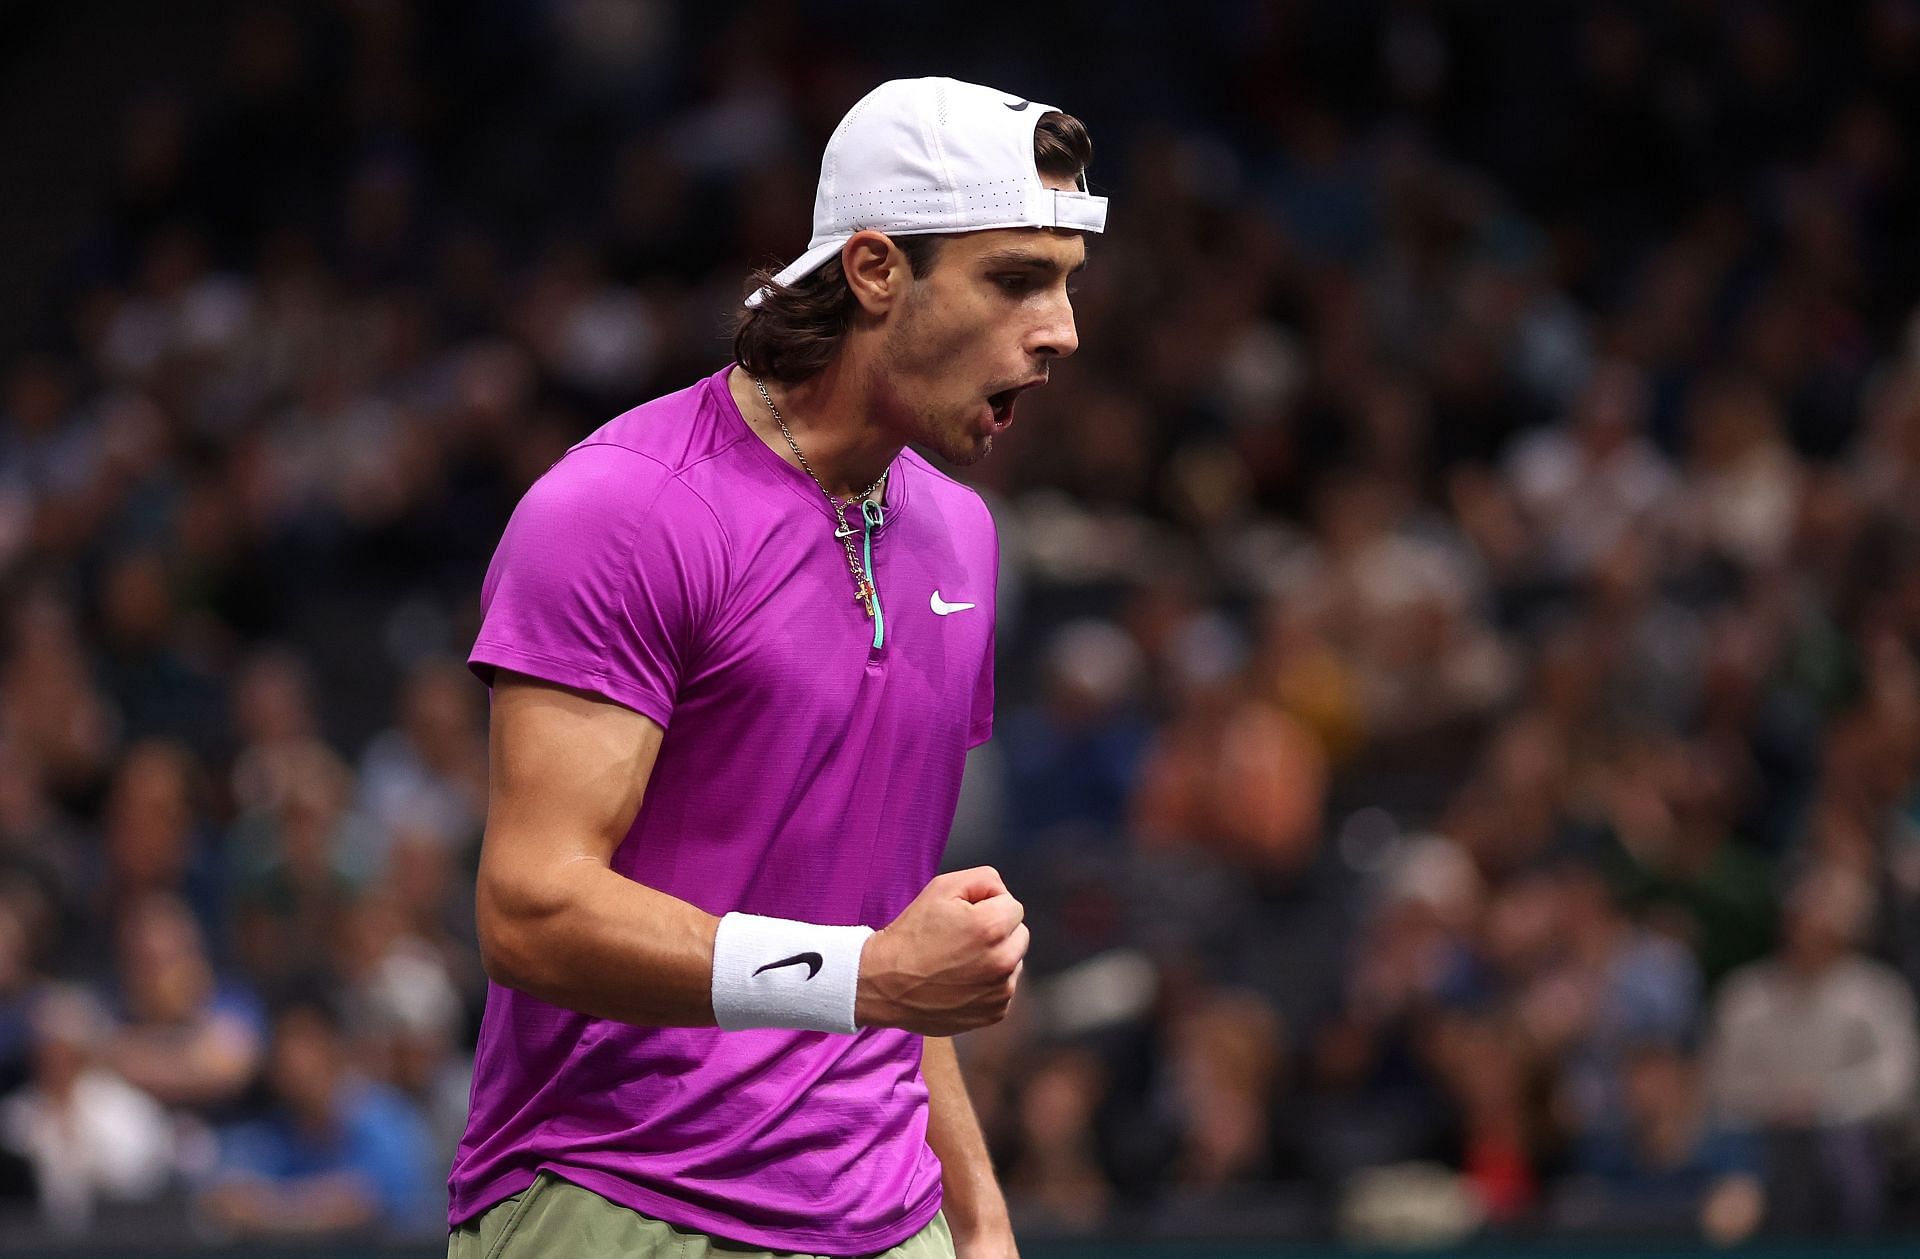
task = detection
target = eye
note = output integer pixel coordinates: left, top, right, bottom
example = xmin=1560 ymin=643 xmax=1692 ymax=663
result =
xmin=996 ymin=275 xmax=1031 ymax=295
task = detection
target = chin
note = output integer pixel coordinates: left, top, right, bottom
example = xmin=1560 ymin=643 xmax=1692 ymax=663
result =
xmin=915 ymin=416 xmax=993 ymax=466
xmin=951 ymin=437 xmax=993 ymax=465
xmin=929 ymin=433 xmax=992 ymax=466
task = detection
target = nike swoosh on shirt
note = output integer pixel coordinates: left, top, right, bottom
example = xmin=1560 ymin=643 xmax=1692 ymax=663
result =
xmin=931 ymin=592 xmax=977 ymax=616
xmin=753 ymin=952 xmax=823 ymax=981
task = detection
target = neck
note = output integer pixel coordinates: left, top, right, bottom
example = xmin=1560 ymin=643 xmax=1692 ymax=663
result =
xmin=729 ymin=360 xmax=902 ymax=499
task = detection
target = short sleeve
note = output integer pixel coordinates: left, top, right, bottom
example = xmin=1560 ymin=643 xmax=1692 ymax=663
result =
xmin=469 ymin=445 xmax=726 ymax=726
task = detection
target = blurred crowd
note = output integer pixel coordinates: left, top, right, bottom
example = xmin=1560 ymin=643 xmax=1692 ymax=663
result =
xmin=6 ymin=0 xmax=1920 ymax=1247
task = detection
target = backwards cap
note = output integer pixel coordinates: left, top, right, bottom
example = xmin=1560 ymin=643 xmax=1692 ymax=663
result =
xmin=745 ymin=76 xmax=1108 ymax=308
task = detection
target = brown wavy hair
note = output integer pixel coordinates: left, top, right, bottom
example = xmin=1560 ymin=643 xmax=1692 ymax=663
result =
xmin=733 ymin=110 xmax=1094 ymax=383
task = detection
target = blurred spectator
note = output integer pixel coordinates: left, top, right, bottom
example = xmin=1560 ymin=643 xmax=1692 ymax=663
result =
xmin=92 ymin=548 xmax=227 ymax=754
xmin=0 ymin=586 xmax=117 ymax=807
xmin=1289 ymin=843 xmax=1474 ymax=1187
xmin=356 ymin=656 xmax=487 ymax=854
xmin=1444 ymin=714 xmax=1580 ymax=880
xmin=0 ymin=737 xmax=87 ymax=963
xmin=1528 ymin=866 xmax=1701 ymax=1135
xmin=0 ymin=900 xmax=41 ymax=1104
xmin=1504 ymin=362 xmax=1676 ymax=582
xmin=999 ymin=618 xmax=1153 ymax=849
xmin=1556 ymin=1043 xmax=1764 ymax=1244
xmin=1285 ymin=468 xmax=1512 ymax=749
xmin=103 ymin=892 xmax=262 ymax=1111
xmin=1427 ymin=1011 xmax=1540 ymax=1224
xmin=1134 ymin=695 xmax=1328 ymax=876
xmin=226 ymin=647 xmax=325 ymax=811
xmin=1678 ymin=375 xmax=1803 ymax=572
xmin=198 ymin=992 xmax=434 ymax=1240
xmin=89 ymin=741 xmax=225 ymax=965
xmin=381 ymin=824 xmax=483 ymax=1002
xmin=336 ymin=890 xmax=469 ymax=1164
xmin=1163 ymin=988 xmax=1287 ymax=1189
xmin=1707 ymin=865 xmax=1920 ymax=1233
xmin=229 ymin=742 xmax=375 ymax=988
xmin=1598 ymin=734 xmax=1777 ymax=984
xmin=1004 ymin=1045 xmax=1111 ymax=1232
xmin=0 ymin=985 xmax=175 ymax=1234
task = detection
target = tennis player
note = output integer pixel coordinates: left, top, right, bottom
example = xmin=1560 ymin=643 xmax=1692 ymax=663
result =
xmin=447 ymin=77 xmax=1105 ymax=1259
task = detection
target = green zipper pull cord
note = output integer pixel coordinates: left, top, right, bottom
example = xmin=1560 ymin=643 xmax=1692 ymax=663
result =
xmin=862 ymin=499 xmax=886 ymax=650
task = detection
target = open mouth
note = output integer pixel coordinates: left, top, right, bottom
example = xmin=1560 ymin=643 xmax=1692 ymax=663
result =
xmin=986 ymin=377 xmax=1046 ymax=431
xmin=988 ymin=388 xmax=1018 ymax=427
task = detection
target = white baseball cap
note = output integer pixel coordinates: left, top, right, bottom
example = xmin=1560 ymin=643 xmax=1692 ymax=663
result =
xmin=744 ymin=76 xmax=1108 ymax=308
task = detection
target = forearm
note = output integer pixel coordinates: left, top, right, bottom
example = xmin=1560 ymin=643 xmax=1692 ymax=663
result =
xmin=479 ymin=859 xmax=723 ymax=1026
xmin=923 ymin=1035 xmax=1012 ymax=1240
xmin=478 ymin=677 xmax=1024 ymax=1035
xmin=111 ymin=1022 xmax=256 ymax=1105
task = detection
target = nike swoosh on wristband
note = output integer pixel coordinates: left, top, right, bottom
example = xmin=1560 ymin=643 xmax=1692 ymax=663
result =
xmin=753 ymin=952 xmax=824 ymax=981
xmin=931 ymin=591 xmax=977 ymax=616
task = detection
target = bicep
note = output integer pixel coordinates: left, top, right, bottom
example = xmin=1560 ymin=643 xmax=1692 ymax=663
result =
xmin=478 ymin=671 xmax=664 ymax=914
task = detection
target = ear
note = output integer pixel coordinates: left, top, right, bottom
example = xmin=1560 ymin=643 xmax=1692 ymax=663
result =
xmin=841 ymin=231 xmax=911 ymax=315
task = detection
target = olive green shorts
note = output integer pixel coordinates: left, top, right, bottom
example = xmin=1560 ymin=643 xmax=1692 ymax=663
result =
xmin=448 ymin=1171 xmax=955 ymax=1259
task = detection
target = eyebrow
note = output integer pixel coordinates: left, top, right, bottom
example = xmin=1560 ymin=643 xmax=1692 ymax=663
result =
xmin=977 ymin=248 xmax=1089 ymax=277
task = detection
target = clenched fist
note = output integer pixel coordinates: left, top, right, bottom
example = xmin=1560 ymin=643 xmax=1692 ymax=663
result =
xmin=855 ymin=867 xmax=1029 ymax=1034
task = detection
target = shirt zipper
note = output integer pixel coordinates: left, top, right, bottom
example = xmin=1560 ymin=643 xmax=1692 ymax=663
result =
xmin=862 ymin=499 xmax=886 ymax=651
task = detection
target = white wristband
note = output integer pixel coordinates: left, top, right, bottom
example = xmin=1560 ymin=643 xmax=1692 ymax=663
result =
xmin=710 ymin=913 xmax=874 ymax=1034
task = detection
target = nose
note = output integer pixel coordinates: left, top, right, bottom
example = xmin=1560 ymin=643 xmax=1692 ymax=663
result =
xmin=1029 ymin=289 xmax=1079 ymax=360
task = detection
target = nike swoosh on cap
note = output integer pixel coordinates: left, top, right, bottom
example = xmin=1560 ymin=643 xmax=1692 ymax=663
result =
xmin=1004 ymin=99 xmax=1031 ymax=111
xmin=931 ymin=591 xmax=977 ymax=616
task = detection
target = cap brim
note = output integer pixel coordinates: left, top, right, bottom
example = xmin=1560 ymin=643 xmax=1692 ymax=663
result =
xmin=743 ymin=237 xmax=851 ymax=308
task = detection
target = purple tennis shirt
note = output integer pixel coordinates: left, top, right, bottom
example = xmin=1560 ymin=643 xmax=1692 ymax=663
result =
xmin=450 ymin=366 xmax=997 ymax=1253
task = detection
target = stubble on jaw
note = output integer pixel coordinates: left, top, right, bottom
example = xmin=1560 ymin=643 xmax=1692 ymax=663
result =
xmin=872 ymin=299 xmax=995 ymax=467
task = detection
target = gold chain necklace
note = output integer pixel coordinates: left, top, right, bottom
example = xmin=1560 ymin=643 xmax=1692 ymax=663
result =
xmin=753 ymin=376 xmax=888 ymax=618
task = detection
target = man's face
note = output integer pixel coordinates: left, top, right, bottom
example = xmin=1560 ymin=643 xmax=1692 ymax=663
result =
xmin=269 ymin=1007 xmax=342 ymax=1120
xmin=870 ymin=180 xmax=1086 ymax=465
